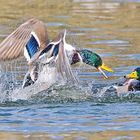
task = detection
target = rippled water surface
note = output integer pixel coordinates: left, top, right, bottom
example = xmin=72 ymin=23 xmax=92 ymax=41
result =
xmin=0 ymin=0 xmax=140 ymax=139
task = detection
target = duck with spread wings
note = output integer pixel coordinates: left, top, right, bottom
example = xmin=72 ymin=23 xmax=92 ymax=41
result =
xmin=0 ymin=19 xmax=113 ymax=88
xmin=0 ymin=18 xmax=77 ymax=88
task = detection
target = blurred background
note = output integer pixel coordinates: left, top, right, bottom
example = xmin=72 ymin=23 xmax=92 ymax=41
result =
xmin=0 ymin=0 xmax=140 ymax=80
xmin=0 ymin=0 xmax=140 ymax=140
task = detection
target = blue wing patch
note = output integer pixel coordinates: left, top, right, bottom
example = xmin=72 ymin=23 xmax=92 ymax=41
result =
xmin=52 ymin=44 xmax=59 ymax=57
xmin=40 ymin=44 xmax=53 ymax=56
xmin=39 ymin=42 xmax=59 ymax=58
xmin=26 ymin=35 xmax=39 ymax=58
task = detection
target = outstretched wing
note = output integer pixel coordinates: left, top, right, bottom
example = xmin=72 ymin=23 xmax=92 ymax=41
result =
xmin=0 ymin=18 xmax=49 ymax=61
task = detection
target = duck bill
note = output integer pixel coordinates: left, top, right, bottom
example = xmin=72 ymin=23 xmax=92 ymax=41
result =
xmin=101 ymin=63 xmax=114 ymax=72
xmin=97 ymin=63 xmax=113 ymax=79
xmin=125 ymin=71 xmax=138 ymax=79
xmin=97 ymin=66 xmax=108 ymax=79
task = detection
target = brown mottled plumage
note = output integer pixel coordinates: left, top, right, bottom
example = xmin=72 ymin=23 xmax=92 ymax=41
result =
xmin=0 ymin=18 xmax=49 ymax=61
xmin=0 ymin=19 xmax=78 ymax=87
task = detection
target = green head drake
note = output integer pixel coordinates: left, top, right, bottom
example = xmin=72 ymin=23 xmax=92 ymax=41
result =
xmin=72 ymin=49 xmax=113 ymax=78
xmin=125 ymin=67 xmax=140 ymax=80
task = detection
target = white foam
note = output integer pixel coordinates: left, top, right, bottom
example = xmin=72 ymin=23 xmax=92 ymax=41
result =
xmin=9 ymin=65 xmax=59 ymax=101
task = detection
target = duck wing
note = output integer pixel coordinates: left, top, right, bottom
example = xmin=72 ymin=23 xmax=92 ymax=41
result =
xmin=56 ymin=31 xmax=78 ymax=84
xmin=0 ymin=18 xmax=49 ymax=61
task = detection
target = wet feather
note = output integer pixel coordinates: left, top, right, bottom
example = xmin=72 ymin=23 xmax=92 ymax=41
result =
xmin=0 ymin=18 xmax=48 ymax=61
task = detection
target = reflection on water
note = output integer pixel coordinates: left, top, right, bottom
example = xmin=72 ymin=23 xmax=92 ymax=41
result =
xmin=0 ymin=131 xmax=140 ymax=140
xmin=0 ymin=0 xmax=140 ymax=139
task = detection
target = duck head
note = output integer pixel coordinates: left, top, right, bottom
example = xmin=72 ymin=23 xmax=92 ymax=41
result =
xmin=125 ymin=67 xmax=140 ymax=80
xmin=72 ymin=49 xmax=113 ymax=78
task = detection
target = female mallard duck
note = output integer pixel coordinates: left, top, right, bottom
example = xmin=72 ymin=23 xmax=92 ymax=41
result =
xmin=0 ymin=19 xmax=77 ymax=87
xmin=115 ymin=67 xmax=140 ymax=94
xmin=22 ymin=30 xmax=113 ymax=87
xmin=0 ymin=18 xmax=49 ymax=82
xmin=0 ymin=19 xmax=113 ymax=88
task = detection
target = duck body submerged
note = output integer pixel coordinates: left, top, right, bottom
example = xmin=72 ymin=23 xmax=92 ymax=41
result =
xmin=115 ymin=67 xmax=140 ymax=95
xmin=124 ymin=79 xmax=140 ymax=91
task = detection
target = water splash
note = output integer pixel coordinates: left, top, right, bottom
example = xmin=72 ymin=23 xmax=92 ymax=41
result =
xmin=0 ymin=60 xmax=140 ymax=105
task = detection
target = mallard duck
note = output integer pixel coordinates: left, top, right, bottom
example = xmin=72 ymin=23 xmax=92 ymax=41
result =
xmin=0 ymin=19 xmax=77 ymax=88
xmin=0 ymin=18 xmax=113 ymax=88
xmin=22 ymin=30 xmax=113 ymax=87
xmin=124 ymin=67 xmax=140 ymax=91
xmin=114 ymin=67 xmax=140 ymax=95
xmin=56 ymin=30 xmax=114 ymax=78
xmin=71 ymin=49 xmax=113 ymax=78
xmin=0 ymin=18 xmax=49 ymax=82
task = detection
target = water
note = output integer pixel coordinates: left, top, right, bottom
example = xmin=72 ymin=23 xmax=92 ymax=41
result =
xmin=0 ymin=0 xmax=140 ymax=139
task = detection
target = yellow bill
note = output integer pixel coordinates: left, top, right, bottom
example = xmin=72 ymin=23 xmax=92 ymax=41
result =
xmin=98 ymin=66 xmax=108 ymax=78
xmin=125 ymin=71 xmax=138 ymax=79
xmin=97 ymin=63 xmax=114 ymax=79
xmin=101 ymin=63 xmax=114 ymax=72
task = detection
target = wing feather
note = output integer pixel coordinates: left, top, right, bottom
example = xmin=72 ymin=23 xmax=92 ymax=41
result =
xmin=0 ymin=18 xmax=48 ymax=61
xmin=56 ymin=41 xmax=78 ymax=84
